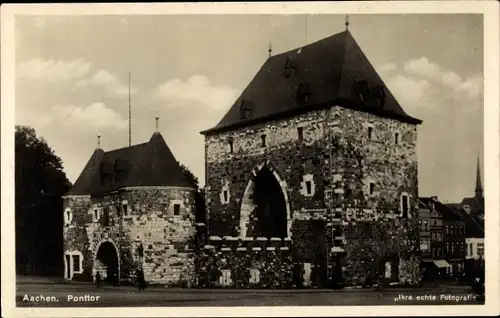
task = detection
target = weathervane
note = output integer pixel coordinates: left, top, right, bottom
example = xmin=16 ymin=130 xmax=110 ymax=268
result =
xmin=345 ymin=15 xmax=350 ymax=30
xmin=155 ymin=115 xmax=160 ymax=132
xmin=268 ymin=42 xmax=273 ymax=58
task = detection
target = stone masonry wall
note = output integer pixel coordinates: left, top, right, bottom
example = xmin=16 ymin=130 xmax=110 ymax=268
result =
xmin=63 ymin=187 xmax=197 ymax=286
xmin=204 ymin=105 xmax=421 ymax=287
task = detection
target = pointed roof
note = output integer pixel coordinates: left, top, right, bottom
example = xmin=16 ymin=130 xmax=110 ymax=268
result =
xmin=201 ymin=30 xmax=421 ymax=135
xmin=475 ymin=155 xmax=483 ymax=193
xmin=454 ymin=206 xmax=484 ymax=238
xmin=66 ymin=133 xmax=195 ymax=196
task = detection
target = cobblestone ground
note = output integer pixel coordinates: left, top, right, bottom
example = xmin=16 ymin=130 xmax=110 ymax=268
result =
xmin=15 ymin=279 xmax=483 ymax=307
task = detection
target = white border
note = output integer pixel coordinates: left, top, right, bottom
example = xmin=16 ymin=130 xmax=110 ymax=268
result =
xmin=2 ymin=1 xmax=499 ymax=317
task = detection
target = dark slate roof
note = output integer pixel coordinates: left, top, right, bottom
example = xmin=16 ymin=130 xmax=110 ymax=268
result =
xmin=434 ymin=201 xmax=462 ymax=222
xmin=454 ymin=207 xmax=484 ymax=238
xmin=201 ymin=30 xmax=422 ymax=135
xmin=66 ymin=133 xmax=195 ymax=196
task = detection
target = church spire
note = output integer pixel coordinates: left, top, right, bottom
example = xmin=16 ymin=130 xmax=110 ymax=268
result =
xmin=475 ymin=154 xmax=483 ymax=199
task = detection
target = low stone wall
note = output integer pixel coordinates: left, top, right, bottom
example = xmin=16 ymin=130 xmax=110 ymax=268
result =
xmin=196 ymin=237 xmax=293 ymax=288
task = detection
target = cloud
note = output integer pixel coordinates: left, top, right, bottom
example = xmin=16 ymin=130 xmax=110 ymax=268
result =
xmin=17 ymin=58 xmax=92 ymax=83
xmin=17 ymin=58 xmax=135 ymax=97
xmin=378 ymin=57 xmax=483 ymax=118
xmin=403 ymin=57 xmax=483 ymax=100
xmin=152 ymin=75 xmax=238 ymax=111
xmin=30 ymin=102 xmax=127 ymax=132
xmin=378 ymin=63 xmax=397 ymax=75
xmin=76 ymin=70 xmax=135 ymax=96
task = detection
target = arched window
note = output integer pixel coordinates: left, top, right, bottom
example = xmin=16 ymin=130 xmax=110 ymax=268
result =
xmin=64 ymin=207 xmax=73 ymax=225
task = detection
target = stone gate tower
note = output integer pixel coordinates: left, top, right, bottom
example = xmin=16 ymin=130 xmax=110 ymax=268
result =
xmin=199 ymin=28 xmax=423 ymax=288
xmin=62 ymin=132 xmax=198 ymax=286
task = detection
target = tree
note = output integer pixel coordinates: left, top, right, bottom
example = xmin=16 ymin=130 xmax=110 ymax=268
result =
xmin=178 ymin=162 xmax=199 ymax=189
xmin=15 ymin=125 xmax=72 ymax=276
xmin=177 ymin=162 xmax=206 ymax=224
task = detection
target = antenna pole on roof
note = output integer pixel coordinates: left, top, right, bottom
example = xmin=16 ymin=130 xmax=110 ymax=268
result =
xmin=305 ymin=15 xmax=308 ymax=45
xmin=345 ymin=15 xmax=350 ymax=30
xmin=128 ymin=71 xmax=132 ymax=147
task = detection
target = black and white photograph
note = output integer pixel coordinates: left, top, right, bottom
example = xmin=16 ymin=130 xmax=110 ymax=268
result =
xmin=1 ymin=2 xmax=499 ymax=317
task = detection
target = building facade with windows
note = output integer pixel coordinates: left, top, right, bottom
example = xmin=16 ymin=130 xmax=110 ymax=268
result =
xmin=62 ymin=132 xmax=199 ymax=286
xmin=199 ymin=28 xmax=422 ymax=288
xmin=419 ymin=197 xmax=449 ymax=280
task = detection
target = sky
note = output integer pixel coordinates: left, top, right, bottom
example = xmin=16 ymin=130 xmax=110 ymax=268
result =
xmin=15 ymin=14 xmax=483 ymax=203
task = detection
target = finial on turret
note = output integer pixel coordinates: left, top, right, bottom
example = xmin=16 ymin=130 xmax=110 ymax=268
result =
xmin=155 ymin=115 xmax=160 ymax=132
xmin=97 ymin=132 xmax=101 ymax=149
xmin=345 ymin=15 xmax=350 ymax=30
xmin=268 ymin=42 xmax=272 ymax=58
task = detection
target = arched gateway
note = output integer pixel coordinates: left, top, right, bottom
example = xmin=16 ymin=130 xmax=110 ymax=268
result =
xmin=93 ymin=239 xmax=120 ymax=284
xmin=239 ymin=160 xmax=291 ymax=238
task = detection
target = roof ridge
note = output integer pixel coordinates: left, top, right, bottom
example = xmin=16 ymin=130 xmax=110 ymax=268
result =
xmin=104 ymin=142 xmax=149 ymax=154
xmin=335 ymin=30 xmax=350 ymax=98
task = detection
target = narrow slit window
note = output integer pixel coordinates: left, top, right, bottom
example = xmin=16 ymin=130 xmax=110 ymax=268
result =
xmin=369 ymin=182 xmax=375 ymax=195
xmin=395 ymin=132 xmax=399 ymax=145
xmin=223 ymin=190 xmax=228 ymax=203
xmin=228 ymin=139 xmax=234 ymax=153
xmin=305 ymin=181 xmax=312 ymax=195
xmin=401 ymin=194 xmax=409 ymax=218
xmin=72 ymin=255 xmax=81 ymax=272
xmin=261 ymin=134 xmax=267 ymax=147
xmin=297 ymin=127 xmax=304 ymax=142
xmin=368 ymin=127 xmax=373 ymax=140
xmin=173 ymin=204 xmax=181 ymax=216
xmin=122 ymin=204 xmax=128 ymax=216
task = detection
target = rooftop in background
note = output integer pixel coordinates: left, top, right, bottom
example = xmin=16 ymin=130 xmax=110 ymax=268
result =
xmin=201 ymin=29 xmax=422 ymax=135
xmin=65 ymin=132 xmax=195 ymax=196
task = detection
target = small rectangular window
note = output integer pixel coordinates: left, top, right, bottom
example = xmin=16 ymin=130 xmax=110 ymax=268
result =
xmin=261 ymin=134 xmax=267 ymax=147
xmin=368 ymin=127 xmax=373 ymax=140
xmin=394 ymin=132 xmax=399 ymax=145
xmin=173 ymin=204 xmax=181 ymax=216
xmin=94 ymin=209 xmax=99 ymax=221
xmin=401 ymin=194 xmax=409 ymax=218
xmin=369 ymin=182 xmax=375 ymax=195
xmin=297 ymin=127 xmax=304 ymax=141
xmin=228 ymin=139 xmax=234 ymax=153
xmin=72 ymin=255 xmax=81 ymax=272
xmin=305 ymin=181 xmax=312 ymax=195
xmin=103 ymin=207 xmax=110 ymax=226
xmin=223 ymin=190 xmax=228 ymax=203
xmin=123 ymin=204 xmax=128 ymax=216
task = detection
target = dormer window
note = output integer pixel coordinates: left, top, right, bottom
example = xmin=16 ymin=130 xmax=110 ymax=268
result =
xmin=297 ymin=82 xmax=312 ymax=104
xmin=354 ymin=79 xmax=370 ymax=102
xmin=376 ymin=85 xmax=386 ymax=106
xmin=239 ymin=100 xmax=252 ymax=120
xmin=261 ymin=134 xmax=267 ymax=148
xmin=114 ymin=158 xmax=128 ymax=183
xmin=284 ymin=57 xmax=297 ymax=77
